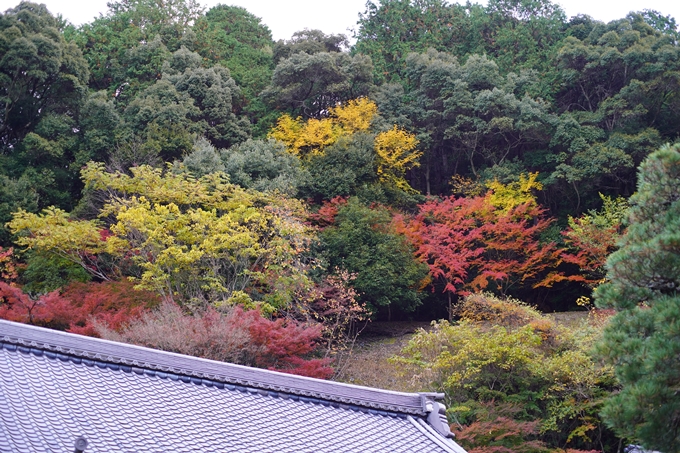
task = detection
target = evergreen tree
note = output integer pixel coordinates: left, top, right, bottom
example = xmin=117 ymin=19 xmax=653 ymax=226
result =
xmin=0 ymin=1 xmax=90 ymax=244
xmin=595 ymin=143 xmax=680 ymax=452
xmin=319 ymin=197 xmax=429 ymax=318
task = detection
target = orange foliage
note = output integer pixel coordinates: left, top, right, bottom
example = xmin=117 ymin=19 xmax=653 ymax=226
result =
xmin=307 ymin=196 xmax=348 ymax=228
xmin=396 ymin=194 xmax=561 ymax=296
xmin=0 ymin=247 xmax=20 ymax=284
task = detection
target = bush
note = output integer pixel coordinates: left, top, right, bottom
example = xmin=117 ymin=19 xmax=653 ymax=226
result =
xmin=455 ymin=292 xmax=544 ymax=328
xmin=96 ymin=302 xmax=333 ymax=379
xmin=0 ymin=280 xmax=159 ymax=336
xmin=318 ymin=197 xmax=429 ymax=317
xmin=393 ymin=293 xmax=619 ymax=451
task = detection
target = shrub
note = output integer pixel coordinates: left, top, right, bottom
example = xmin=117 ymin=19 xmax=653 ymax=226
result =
xmin=455 ymin=292 xmax=543 ymax=328
xmin=0 ymin=280 xmax=158 ymax=336
xmin=393 ymin=293 xmax=619 ymax=451
xmin=97 ymin=302 xmax=333 ymax=379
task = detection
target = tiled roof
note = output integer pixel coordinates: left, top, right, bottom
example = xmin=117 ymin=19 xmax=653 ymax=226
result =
xmin=0 ymin=320 xmax=467 ymax=453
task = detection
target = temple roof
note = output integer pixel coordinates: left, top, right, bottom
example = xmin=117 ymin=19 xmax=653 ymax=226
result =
xmin=0 ymin=320 xmax=466 ymax=453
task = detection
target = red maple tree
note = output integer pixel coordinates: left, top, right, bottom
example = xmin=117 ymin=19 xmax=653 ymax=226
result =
xmin=0 ymin=280 xmax=158 ymax=335
xmin=396 ymin=195 xmax=561 ymax=308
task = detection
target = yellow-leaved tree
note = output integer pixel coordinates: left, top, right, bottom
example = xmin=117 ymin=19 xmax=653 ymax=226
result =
xmin=374 ymin=126 xmax=421 ymax=192
xmin=269 ymin=97 xmax=423 ymax=194
xmin=9 ymin=163 xmax=315 ymax=311
xmin=485 ymin=172 xmax=542 ymax=212
xmin=268 ymin=97 xmax=377 ymax=157
xmin=9 ymin=206 xmax=126 ymax=281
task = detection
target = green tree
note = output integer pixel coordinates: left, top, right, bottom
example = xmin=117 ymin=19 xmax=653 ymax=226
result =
xmin=117 ymin=35 xmax=171 ymax=103
xmin=302 ymin=133 xmax=377 ymax=202
xmin=0 ymin=173 xmax=39 ymax=244
xmin=353 ymin=0 xmax=468 ymax=83
xmin=76 ymin=91 xmax=124 ymax=165
xmin=354 ymin=0 xmax=566 ymax=85
xmin=262 ymin=50 xmax=373 ymax=119
xmin=375 ymin=49 xmax=555 ymax=195
xmin=193 ymin=5 xmax=275 ymax=134
xmin=273 ymin=29 xmax=347 ymax=64
xmin=482 ymin=0 xmax=567 ymax=77
xmin=318 ymin=197 xmax=429 ymax=317
xmin=636 ymin=9 xmax=679 ymax=41
xmin=72 ymin=0 xmax=202 ymax=95
xmin=0 ymin=2 xmax=89 ymax=148
xmin=20 ymin=251 xmax=91 ymax=295
xmin=549 ymin=14 xmax=680 ymax=209
xmin=122 ymin=47 xmax=250 ymax=160
xmin=0 ymin=2 xmax=90 ymax=243
xmin=167 ymin=48 xmax=251 ymax=148
xmin=123 ymin=77 xmax=199 ymax=161
xmin=594 ymin=143 xmax=680 ymax=452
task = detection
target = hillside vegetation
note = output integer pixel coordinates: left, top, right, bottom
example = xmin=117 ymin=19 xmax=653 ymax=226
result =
xmin=1 ymin=1 xmax=679 ymax=451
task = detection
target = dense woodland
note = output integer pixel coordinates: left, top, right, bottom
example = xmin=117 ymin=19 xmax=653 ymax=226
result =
xmin=1 ymin=0 xmax=679 ymax=451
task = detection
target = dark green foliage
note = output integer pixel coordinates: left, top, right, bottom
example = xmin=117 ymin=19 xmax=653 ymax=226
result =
xmin=273 ymin=29 xmax=347 ymax=64
xmin=118 ymin=36 xmax=171 ymax=103
xmin=595 ymin=144 xmax=680 ymax=452
xmin=195 ymin=5 xmax=273 ymax=93
xmin=554 ymin=14 xmax=680 ymax=140
xmin=354 ymin=0 xmax=466 ymax=83
xmin=168 ymin=53 xmax=250 ymax=148
xmin=319 ymin=198 xmax=428 ymax=317
xmin=354 ymin=0 xmax=566 ymax=85
xmin=302 ymin=134 xmax=377 ymax=201
xmin=123 ymin=47 xmax=250 ymax=160
xmin=123 ymin=78 xmax=199 ymax=160
xmin=76 ymin=91 xmax=123 ymax=165
xmin=193 ymin=5 xmax=275 ymax=134
xmin=0 ymin=173 xmax=38 ymax=244
xmin=0 ymin=2 xmax=89 ymax=148
xmin=262 ymin=50 xmax=373 ymax=119
xmin=263 ymin=29 xmax=366 ymax=120
xmin=20 ymin=252 xmax=90 ymax=295
xmin=482 ymin=0 xmax=567 ymax=76
xmin=0 ymin=2 xmax=89 ymax=244
xmin=72 ymin=0 xmax=202 ymax=94
xmin=375 ymin=49 xmax=556 ymax=195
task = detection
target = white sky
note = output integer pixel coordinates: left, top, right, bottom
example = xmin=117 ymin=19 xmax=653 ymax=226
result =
xmin=1 ymin=0 xmax=678 ymax=41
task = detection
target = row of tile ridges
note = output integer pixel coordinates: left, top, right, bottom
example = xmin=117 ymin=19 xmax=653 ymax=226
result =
xmin=0 ymin=325 xmax=428 ymax=415
xmin=0 ymin=341 xmax=410 ymax=420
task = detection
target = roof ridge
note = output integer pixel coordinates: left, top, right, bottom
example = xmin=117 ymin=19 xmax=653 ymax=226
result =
xmin=0 ymin=320 xmax=442 ymax=416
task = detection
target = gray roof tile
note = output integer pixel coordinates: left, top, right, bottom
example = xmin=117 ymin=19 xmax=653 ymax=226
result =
xmin=0 ymin=320 xmax=466 ymax=453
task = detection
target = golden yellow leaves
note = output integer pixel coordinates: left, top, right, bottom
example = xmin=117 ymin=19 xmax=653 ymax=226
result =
xmin=331 ymin=97 xmax=378 ymax=133
xmin=374 ymin=126 xmax=421 ymax=191
xmin=81 ymin=162 xmax=252 ymax=214
xmin=486 ymin=172 xmax=542 ymax=212
xmin=9 ymin=164 xmax=316 ymax=308
xmin=269 ymin=97 xmax=422 ymax=192
xmin=268 ymin=97 xmax=377 ymax=157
